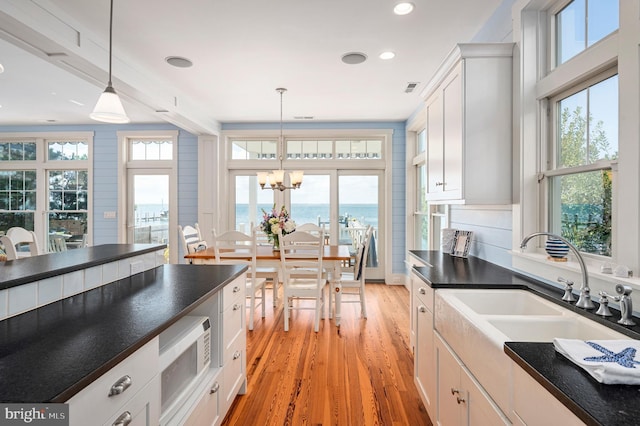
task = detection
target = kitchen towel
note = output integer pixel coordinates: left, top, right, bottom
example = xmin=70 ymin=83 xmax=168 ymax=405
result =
xmin=553 ymin=338 xmax=640 ymax=385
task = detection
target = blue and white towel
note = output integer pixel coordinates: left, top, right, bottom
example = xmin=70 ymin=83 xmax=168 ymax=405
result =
xmin=553 ymin=338 xmax=640 ymax=385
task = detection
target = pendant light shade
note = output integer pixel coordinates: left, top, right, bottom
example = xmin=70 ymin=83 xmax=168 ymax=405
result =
xmin=90 ymin=0 xmax=129 ymax=123
xmin=90 ymin=84 xmax=129 ymax=123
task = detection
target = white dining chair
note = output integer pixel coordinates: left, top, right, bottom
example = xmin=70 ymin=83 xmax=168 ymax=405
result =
xmin=278 ymin=229 xmax=327 ymax=332
xmin=179 ymin=223 xmax=207 ymax=262
xmin=48 ymin=234 xmax=68 ymax=253
xmin=253 ymin=226 xmax=281 ymax=307
xmin=0 ymin=227 xmax=42 ymax=260
xmin=329 ymin=225 xmax=373 ymax=319
xmin=212 ymin=229 xmax=267 ymax=331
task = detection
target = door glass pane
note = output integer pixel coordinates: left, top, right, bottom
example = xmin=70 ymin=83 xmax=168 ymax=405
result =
xmin=339 ymin=175 xmax=379 ymax=266
xmin=290 ymin=175 xmax=330 ymax=229
xmin=235 ymin=175 xmax=274 ymax=233
xmin=132 ymin=175 xmax=169 ymax=244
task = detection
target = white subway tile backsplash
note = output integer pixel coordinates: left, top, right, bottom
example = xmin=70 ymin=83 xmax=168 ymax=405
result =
xmin=38 ymin=276 xmax=63 ymax=306
xmin=0 ymin=290 xmax=7 ymax=320
xmin=85 ymin=266 xmax=103 ymax=290
xmin=102 ymin=262 xmax=118 ymax=284
xmin=63 ymin=271 xmax=84 ymax=297
xmin=9 ymin=283 xmax=37 ymax=316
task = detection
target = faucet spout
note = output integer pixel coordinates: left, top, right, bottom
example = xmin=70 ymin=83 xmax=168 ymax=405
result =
xmin=520 ymin=232 xmax=594 ymax=309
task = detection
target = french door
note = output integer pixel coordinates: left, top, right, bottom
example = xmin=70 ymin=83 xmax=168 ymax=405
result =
xmin=230 ymin=170 xmax=383 ymax=280
xmin=126 ymin=169 xmax=175 ymax=262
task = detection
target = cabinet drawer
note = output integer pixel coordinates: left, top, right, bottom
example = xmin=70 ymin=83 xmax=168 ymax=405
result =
xmin=413 ymin=281 xmax=434 ymax=310
xmin=222 ymin=297 xmax=244 ymax=351
xmin=223 ymin=337 xmax=245 ymax=406
xmin=184 ymin=374 xmax=221 ymax=426
xmin=221 ymin=275 xmax=245 ymax=312
xmin=102 ymin=375 xmax=160 ymax=426
xmin=68 ymin=337 xmax=159 ymax=426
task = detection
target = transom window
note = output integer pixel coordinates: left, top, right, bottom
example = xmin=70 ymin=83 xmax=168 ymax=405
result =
xmin=555 ymin=0 xmax=619 ymax=66
xmin=229 ymin=138 xmax=384 ymax=161
xmin=130 ymin=138 xmax=173 ymax=160
xmin=0 ymin=141 xmax=37 ymax=161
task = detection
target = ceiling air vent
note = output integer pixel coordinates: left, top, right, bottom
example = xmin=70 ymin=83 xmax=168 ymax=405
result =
xmin=294 ymin=116 xmax=314 ymax=120
xmin=405 ymin=82 xmax=420 ymax=93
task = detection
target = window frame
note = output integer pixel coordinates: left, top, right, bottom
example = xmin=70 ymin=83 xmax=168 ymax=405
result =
xmin=0 ymin=132 xmax=93 ymax=247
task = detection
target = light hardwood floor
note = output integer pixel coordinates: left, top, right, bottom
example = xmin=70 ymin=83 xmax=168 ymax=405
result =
xmin=221 ymin=283 xmax=432 ymax=426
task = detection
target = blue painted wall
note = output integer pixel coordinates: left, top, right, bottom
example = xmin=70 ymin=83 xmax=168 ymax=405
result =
xmin=222 ymin=121 xmax=407 ymax=275
xmin=0 ymin=123 xmax=199 ymax=246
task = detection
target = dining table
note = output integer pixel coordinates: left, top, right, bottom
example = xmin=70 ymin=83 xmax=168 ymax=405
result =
xmin=185 ymin=244 xmax=352 ymax=327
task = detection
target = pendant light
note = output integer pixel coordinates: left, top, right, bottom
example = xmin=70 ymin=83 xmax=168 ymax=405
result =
xmin=257 ymin=88 xmax=303 ymax=191
xmin=90 ymin=0 xmax=130 ymax=123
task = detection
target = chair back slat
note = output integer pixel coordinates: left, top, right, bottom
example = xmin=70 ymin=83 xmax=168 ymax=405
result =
xmin=212 ymin=229 xmax=258 ymax=273
xmin=278 ymin=230 xmax=324 ymax=283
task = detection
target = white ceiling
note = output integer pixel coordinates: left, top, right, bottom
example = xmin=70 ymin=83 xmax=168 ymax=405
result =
xmin=0 ymin=0 xmax=504 ymax=134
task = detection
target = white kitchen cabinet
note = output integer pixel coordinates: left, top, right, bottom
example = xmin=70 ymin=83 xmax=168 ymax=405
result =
xmin=67 ymin=337 xmax=160 ymax=426
xmin=184 ymin=375 xmax=222 ymax=426
xmin=434 ymin=333 xmax=510 ymax=426
xmin=103 ymin=375 xmax=161 ymax=426
xmin=511 ymin=361 xmax=584 ymax=426
xmin=421 ymin=43 xmax=514 ymax=204
xmin=413 ymin=272 xmax=435 ymax=421
xmin=219 ymin=275 xmax=247 ymax=416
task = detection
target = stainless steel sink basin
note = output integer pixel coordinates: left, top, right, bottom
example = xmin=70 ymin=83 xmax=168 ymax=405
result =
xmin=439 ymin=289 xmax=565 ymax=316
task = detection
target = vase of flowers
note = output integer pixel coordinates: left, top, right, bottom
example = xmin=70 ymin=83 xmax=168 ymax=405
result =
xmin=260 ymin=205 xmax=296 ymax=250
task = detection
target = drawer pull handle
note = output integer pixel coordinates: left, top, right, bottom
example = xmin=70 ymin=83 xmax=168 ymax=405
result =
xmin=113 ymin=411 xmax=132 ymax=426
xmin=233 ymin=286 xmax=241 ymax=293
xmin=210 ymin=382 xmax=220 ymax=394
xmin=419 ymin=306 xmax=427 ymax=313
xmin=233 ymin=303 xmax=242 ymax=311
xmin=108 ymin=375 xmax=132 ymax=397
xmin=419 ymin=287 xmax=426 ymax=295
xmin=457 ymin=396 xmax=466 ymax=404
xmin=233 ymin=350 xmax=241 ymax=360
xmin=451 ymin=388 xmax=459 ymax=395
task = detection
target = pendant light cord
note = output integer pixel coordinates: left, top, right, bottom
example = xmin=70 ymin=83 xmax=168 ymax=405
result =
xmin=107 ymin=0 xmax=114 ymax=87
xmin=277 ymin=87 xmax=287 ymax=167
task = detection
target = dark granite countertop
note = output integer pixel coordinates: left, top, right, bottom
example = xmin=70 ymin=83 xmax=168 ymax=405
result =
xmin=0 ymin=244 xmax=166 ymax=290
xmin=0 ymin=263 xmax=246 ymax=403
xmin=505 ymin=342 xmax=640 ymax=426
xmin=409 ymin=250 xmax=640 ymax=425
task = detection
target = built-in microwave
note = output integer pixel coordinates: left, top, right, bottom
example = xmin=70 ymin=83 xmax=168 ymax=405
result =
xmin=159 ymin=315 xmax=211 ymax=425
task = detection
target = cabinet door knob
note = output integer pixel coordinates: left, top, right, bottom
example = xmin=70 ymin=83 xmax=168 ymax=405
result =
xmin=419 ymin=287 xmax=427 ymax=295
xmin=233 ymin=286 xmax=241 ymax=293
xmin=233 ymin=350 xmax=241 ymax=360
xmin=233 ymin=303 xmax=242 ymax=311
xmin=108 ymin=375 xmax=132 ymax=397
xmin=210 ymin=382 xmax=220 ymax=394
xmin=419 ymin=306 xmax=427 ymax=313
xmin=457 ymin=396 xmax=466 ymax=404
xmin=112 ymin=411 xmax=132 ymax=426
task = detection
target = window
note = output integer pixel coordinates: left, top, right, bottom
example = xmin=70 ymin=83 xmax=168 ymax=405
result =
xmin=547 ymin=72 xmax=618 ymax=256
xmin=130 ymin=138 xmax=173 ymax=160
xmin=0 ymin=134 xmax=92 ymax=249
xmin=555 ymin=0 xmax=619 ymax=65
xmin=414 ymin=129 xmax=428 ymax=249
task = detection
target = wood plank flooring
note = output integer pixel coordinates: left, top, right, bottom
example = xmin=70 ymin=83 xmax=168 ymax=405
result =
xmin=221 ymin=283 xmax=432 ymax=426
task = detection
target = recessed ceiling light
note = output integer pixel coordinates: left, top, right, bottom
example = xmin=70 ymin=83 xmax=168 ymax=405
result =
xmin=379 ymin=51 xmax=396 ymax=60
xmin=165 ymin=56 xmax=193 ymax=68
xmin=394 ymin=2 xmax=415 ymax=15
xmin=341 ymin=52 xmax=368 ymax=65
xmin=0 ymin=63 xmax=4 ymax=73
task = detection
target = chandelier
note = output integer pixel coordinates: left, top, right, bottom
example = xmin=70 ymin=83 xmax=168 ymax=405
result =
xmin=257 ymin=88 xmax=303 ymax=191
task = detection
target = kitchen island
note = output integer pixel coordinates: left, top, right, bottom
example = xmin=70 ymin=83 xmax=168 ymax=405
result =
xmin=0 ymin=244 xmax=248 ymax=426
xmin=410 ymin=250 xmax=640 ymax=426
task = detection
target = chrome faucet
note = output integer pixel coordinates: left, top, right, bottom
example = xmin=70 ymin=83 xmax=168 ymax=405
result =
xmin=520 ymin=232 xmax=595 ymax=309
xmin=615 ymin=284 xmax=636 ymax=326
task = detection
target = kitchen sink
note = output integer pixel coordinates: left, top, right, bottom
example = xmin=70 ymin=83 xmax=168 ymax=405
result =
xmin=486 ymin=316 xmax=628 ymax=342
xmin=438 ymin=289 xmax=565 ymax=316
